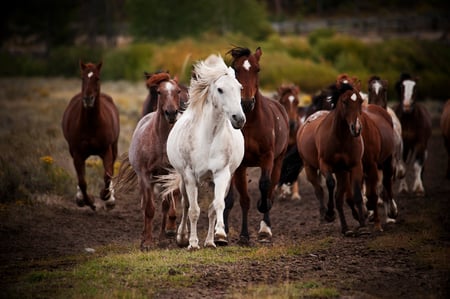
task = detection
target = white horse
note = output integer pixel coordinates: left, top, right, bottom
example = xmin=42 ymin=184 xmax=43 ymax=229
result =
xmin=164 ymin=54 xmax=246 ymax=250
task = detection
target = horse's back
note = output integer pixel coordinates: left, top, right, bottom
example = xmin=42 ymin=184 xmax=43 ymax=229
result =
xmin=362 ymin=104 xmax=395 ymax=162
xmin=297 ymin=111 xmax=328 ymax=169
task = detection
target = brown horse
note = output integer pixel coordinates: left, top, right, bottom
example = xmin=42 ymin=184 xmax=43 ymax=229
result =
xmin=115 ymin=72 xmax=181 ymax=250
xmin=394 ymin=74 xmax=432 ymax=196
xmin=440 ymin=99 xmax=450 ymax=179
xmin=297 ymin=80 xmax=366 ymax=235
xmin=62 ymin=61 xmax=120 ymax=210
xmin=141 ymin=71 xmax=189 ymax=117
xmin=224 ymin=47 xmax=289 ymax=244
xmin=367 ymin=75 xmax=405 ymax=181
xmin=360 ymin=103 xmax=397 ymax=231
xmin=275 ymin=84 xmax=301 ymax=200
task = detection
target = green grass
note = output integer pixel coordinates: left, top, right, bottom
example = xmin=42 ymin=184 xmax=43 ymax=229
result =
xmin=5 ymin=243 xmax=339 ymax=299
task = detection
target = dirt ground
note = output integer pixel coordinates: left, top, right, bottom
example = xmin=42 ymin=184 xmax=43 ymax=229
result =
xmin=1 ymin=112 xmax=449 ymax=298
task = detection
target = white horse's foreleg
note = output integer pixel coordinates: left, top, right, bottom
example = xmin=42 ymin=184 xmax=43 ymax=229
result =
xmin=176 ymin=184 xmax=189 ymax=247
xmin=184 ymin=178 xmax=200 ymax=250
xmin=211 ymin=171 xmax=229 ymax=245
xmin=205 ymin=202 xmax=217 ymax=248
xmin=412 ymin=161 xmax=425 ymax=196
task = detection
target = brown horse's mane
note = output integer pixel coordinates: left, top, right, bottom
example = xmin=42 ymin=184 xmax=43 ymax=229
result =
xmin=146 ymin=72 xmax=171 ymax=88
xmin=227 ymin=46 xmax=252 ymax=67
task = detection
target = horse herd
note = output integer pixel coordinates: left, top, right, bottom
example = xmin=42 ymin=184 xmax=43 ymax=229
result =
xmin=61 ymin=47 xmax=450 ymax=250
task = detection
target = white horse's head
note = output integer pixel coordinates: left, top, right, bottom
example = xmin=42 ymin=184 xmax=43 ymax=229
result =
xmin=191 ymin=54 xmax=246 ymax=129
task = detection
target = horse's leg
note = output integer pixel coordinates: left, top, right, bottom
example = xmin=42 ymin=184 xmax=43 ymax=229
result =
xmin=412 ymin=148 xmax=427 ymax=196
xmin=140 ymin=178 xmax=155 ymax=251
xmin=73 ymin=153 xmax=95 ymax=210
xmin=291 ymin=179 xmax=301 ymax=200
xmin=224 ymin=178 xmax=235 ymax=235
xmin=257 ymin=154 xmax=284 ymax=242
xmin=365 ymin=162 xmax=382 ymax=231
xmin=184 ymin=175 xmax=200 ymax=250
xmin=207 ymin=169 xmax=231 ymax=247
xmin=381 ymin=157 xmax=398 ymax=224
xmin=100 ymin=147 xmax=116 ymax=209
xmin=165 ymin=189 xmax=178 ymax=237
xmin=351 ymin=166 xmax=367 ymax=235
xmin=335 ymin=172 xmax=351 ymax=235
xmin=304 ymin=166 xmax=326 ymax=220
xmin=324 ymin=172 xmax=336 ymax=222
xmin=398 ymin=145 xmax=410 ymax=194
xmin=234 ymin=167 xmax=251 ymax=245
xmin=176 ymin=182 xmax=189 ymax=247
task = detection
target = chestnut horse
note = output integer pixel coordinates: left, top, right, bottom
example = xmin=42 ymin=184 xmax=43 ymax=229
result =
xmin=224 ymin=47 xmax=289 ymax=244
xmin=141 ymin=71 xmax=189 ymax=117
xmin=115 ymin=72 xmax=181 ymax=250
xmin=367 ymin=75 xmax=405 ymax=181
xmin=275 ymin=84 xmax=302 ymax=200
xmin=62 ymin=61 xmax=120 ymax=210
xmin=440 ymin=99 xmax=450 ymax=179
xmin=297 ymin=81 xmax=365 ymax=235
xmin=394 ymin=74 xmax=432 ymax=196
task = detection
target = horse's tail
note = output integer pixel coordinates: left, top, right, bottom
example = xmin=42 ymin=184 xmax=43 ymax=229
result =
xmin=112 ymin=152 xmax=138 ymax=197
xmin=154 ymin=169 xmax=181 ymax=201
xmin=278 ymin=145 xmax=304 ymax=186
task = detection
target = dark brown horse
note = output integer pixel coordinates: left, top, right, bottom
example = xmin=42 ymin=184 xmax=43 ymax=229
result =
xmin=297 ymin=80 xmax=366 ymax=235
xmin=141 ymin=71 xmax=189 ymax=117
xmin=115 ymin=72 xmax=181 ymax=250
xmin=275 ymin=84 xmax=301 ymax=200
xmin=224 ymin=47 xmax=289 ymax=244
xmin=394 ymin=74 xmax=432 ymax=196
xmin=440 ymin=99 xmax=450 ymax=179
xmin=62 ymin=61 xmax=120 ymax=210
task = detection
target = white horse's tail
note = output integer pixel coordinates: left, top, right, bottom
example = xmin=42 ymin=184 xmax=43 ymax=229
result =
xmin=154 ymin=169 xmax=181 ymax=201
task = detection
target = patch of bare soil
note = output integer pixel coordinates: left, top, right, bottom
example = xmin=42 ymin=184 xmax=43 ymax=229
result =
xmin=1 ymin=121 xmax=449 ymax=298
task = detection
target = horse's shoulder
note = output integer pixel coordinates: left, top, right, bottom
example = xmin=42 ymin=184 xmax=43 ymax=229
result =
xmin=263 ymin=95 xmax=289 ymax=123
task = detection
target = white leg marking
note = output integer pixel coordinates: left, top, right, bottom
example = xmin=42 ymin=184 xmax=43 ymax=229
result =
xmin=412 ymin=161 xmax=425 ymax=195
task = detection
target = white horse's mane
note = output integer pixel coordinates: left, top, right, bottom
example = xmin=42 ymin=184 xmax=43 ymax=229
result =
xmin=188 ymin=54 xmax=235 ymax=112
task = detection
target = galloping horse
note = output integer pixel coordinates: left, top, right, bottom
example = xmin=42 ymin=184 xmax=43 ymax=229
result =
xmin=224 ymin=47 xmax=289 ymax=244
xmin=275 ymin=84 xmax=301 ymax=200
xmin=394 ymin=74 xmax=432 ymax=196
xmin=297 ymin=80 xmax=366 ymax=235
xmin=163 ymin=54 xmax=246 ymax=250
xmin=116 ymin=72 xmax=181 ymax=250
xmin=367 ymin=76 xmax=405 ymax=181
xmin=440 ymin=99 xmax=450 ymax=179
xmin=141 ymin=71 xmax=189 ymax=117
xmin=62 ymin=61 xmax=120 ymax=210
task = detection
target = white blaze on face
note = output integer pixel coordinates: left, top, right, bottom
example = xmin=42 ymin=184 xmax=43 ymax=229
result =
xmin=373 ymin=81 xmax=382 ymax=95
xmin=243 ymin=59 xmax=251 ymax=71
xmin=288 ymin=95 xmax=295 ymax=104
xmin=351 ymin=93 xmax=357 ymax=101
xmin=88 ymin=71 xmax=93 ymax=78
xmin=402 ymin=80 xmax=416 ymax=105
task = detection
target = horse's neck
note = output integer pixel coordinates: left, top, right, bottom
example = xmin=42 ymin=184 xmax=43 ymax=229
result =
xmin=80 ymin=95 xmax=102 ymax=123
xmin=195 ymin=101 xmax=227 ymax=140
xmin=155 ymin=110 xmax=173 ymax=134
xmin=329 ymin=110 xmax=353 ymax=141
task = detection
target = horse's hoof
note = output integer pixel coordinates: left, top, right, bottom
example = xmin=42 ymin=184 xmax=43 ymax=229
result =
xmin=187 ymin=244 xmax=200 ymax=251
xmin=356 ymin=226 xmax=371 ymax=236
xmin=257 ymin=233 xmax=272 ymax=243
xmin=75 ymin=197 xmax=85 ymax=207
xmin=104 ymin=201 xmax=115 ymax=210
xmin=165 ymin=230 xmax=177 ymax=238
xmin=238 ymin=236 xmax=250 ymax=246
xmin=343 ymin=229 xmax=355 ymax=237
xmin=140 ymin=242 xmax=151 ymax=252
xmin=324 ymin=212 xmax=335 ymax=223
xmin=204 ymin=241 xmax=217 ymax=248
xmin=291 ymin=193 xmax=301 ymax=201
xmin=214 ymin=235 xmax=229 ymax=246
xmin=386 ymin=217 xmax=396 ymax=224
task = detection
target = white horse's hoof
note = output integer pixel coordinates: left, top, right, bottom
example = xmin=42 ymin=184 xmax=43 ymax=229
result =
xmin=188 ymin=244 xmax=200 ymax=251
xmin=258 ymin=220 xmax=272 ymax=243
xmin=204 ymin=241 xmax=216 ymax=248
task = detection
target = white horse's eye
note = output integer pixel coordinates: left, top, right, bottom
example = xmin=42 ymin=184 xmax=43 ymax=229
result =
xmin=218 ymin=88 xmax=223 ymax=94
